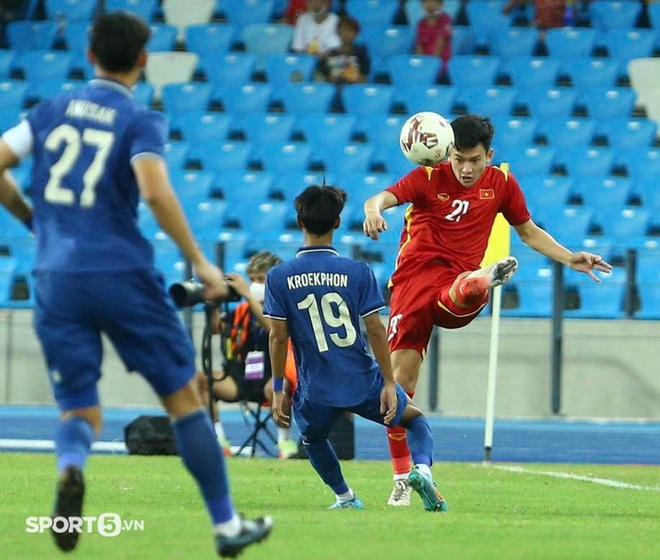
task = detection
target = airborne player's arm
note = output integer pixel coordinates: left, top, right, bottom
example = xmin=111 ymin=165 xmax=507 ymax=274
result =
xmin=362 ymin=190 xmax=399 ymax=241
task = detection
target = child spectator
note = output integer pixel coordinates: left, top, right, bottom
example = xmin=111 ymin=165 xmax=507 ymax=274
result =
xmin=315 ymin=15 xmax=370 ymax=84
xmin=291 ymin=0 xmax=341 ymax=55
xmin=415 ymin=0 xmax=453 ymax=80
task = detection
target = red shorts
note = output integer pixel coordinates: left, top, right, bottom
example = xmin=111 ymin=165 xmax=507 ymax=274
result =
xmin=387 ymin=260 xmax=488 ymax=356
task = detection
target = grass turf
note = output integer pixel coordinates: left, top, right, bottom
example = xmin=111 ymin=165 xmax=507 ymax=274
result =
xmin=1 ymin=453 xmax=659 ymax=560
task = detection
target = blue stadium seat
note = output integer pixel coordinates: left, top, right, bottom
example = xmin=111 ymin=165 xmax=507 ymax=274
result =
xmin=497 ymin=145 xmax=557 ymax=176
xmin=216 ymin=170 xmax=274 ymax=208
xmin=277 ymin=83 xmax=336 ymax=115
xmin=239 ymin=201 xmax=290 ymax=235
xmin=580 ymin=87 xmax=636 ymax=120
xmin=163 ymin=141 xmax=190 ymax=169
xmin=501 ymin=265 xmax=553 ymax=318
xmin=393 ymin=84 xmax=457 ymax=116
xmin=0 ymin=256 xmax=18 ymax=305
xmin=545 ymin=27 xmax=597 ymax=61
xmin=576 ymin=176 xmax=633 ymax=214
xmin=537 ymin=118 xmax=596 ymax=150
xmin=598 ymin=207 xmax=651 ymax=243
xmin=459 ymin=86 xmax=516 ymax=118
xmin=318 ymin=143 xmax=375 ymax=176
xmin=263 ymin=53 xmax=317 ymax=88
xmin=69 ymin=50 xmax=94 ymax=79
xmin=619 ymin=147 xmax=660 ymax=185
xmin=491 ymin=117 xmax=539 ymax=148
xmin=488 ymin=26 xmax=538 ymax=59
xmin=189 ymin=199 xmax=229 ymax=237
xmin=161 ymin=82 xmax=212 ymax=114
xmin=174 ymin=112 xmax=234 ymax=145
xmin=574 ymin=236 xmax=616 ymax=263
xmin=242 ymin=112 xmax=296 ymax=145
xmin=465 ymin=0 xmax=513 ymax=47
xmin=522 ymin=87 xmax=578 ymax=120
xmin=61 ymin=21 xmax=91 ymax=54
xmin=213 ymin=83 xmax=273 ymax=115
xmin=502 ymin=56 xmax=560 ymax=90
xmin=6 ymin=21 xmax=58 ymax=52
xmin=221 ymin=0 xmax=275 ymax=31
xmin=195 ymin=142 xmax=253 ymax=174
xmin=649 ymin=2 xmax=660 ymax=33
xmin=588 ymin=0 xmax=642 ymax=31
xmin=272 ymin=171 xmax=334 ymax=200
xmin=148 ymin=24 xmax=178 ymax=52
xmin=133 ymin=82 xmax=155 ymax=107
xmin=598 ymin=118 xmax=658 ymax=150
xmin=170 ymin=169 xmax=215 ymax=205
xmin=361 ymin=25 xmax=415 ymax=60
xmin=606 ymin=29 xmax=656 ymax=68
xmin=185 ymin=24 xmax=236 ymax=56
xmin=447 ymin=55 xmax=500 ymax=90
xmin=200 ymin=52 xmax=258 ymax=85
xmin=259 ymin=143 xmax=313 ymax=174
xmin=105 ymin=0 xmax=159 ymax=21
xmin=636 ymin=281 xmax=660 ymax=320
xmin=534 ymin=206 xmax=594 ymax=244
xmin=17 ymin=51 xmax=73 ymax=84
xmin=341 ymin=84 xmax=394 ymax=116
xmin=345 ymin=0 xmax=400 ymax=27
xmin=337 ymin=172 xmax=396 ymax=205
xmin=206 ymin=229 xmax=250 ymax=267
xmin=522 ymin=174 xmax=573 ymax=209
xmin=562 ymin=147 xmax=615 ymax=177
xmin=0 ymin=108 xmax=22 ymax=132
xmin=295 ymin=113 xmax=356 ymax=146
xmin=452 ymin=26 xmax=476 ymax=56
xmin=379 ymin=143 xmax=418 ymax=176
xmin=564 ymin=57 xmax=620 ymax=90
xmin=354 ymin=113 xmax=405 ymax=146
xmin=44 ymin=0 xmax=96 ymax=21
xmin=26 ymin=79 xmax=80 ymax=104
xmin=634 ymin=178 xmax=660 ymax=210
xmin=0 ymin=52 xmax=14 ymax=80
xmin=388 ymin=54 xmax=442 ymax=87
xmin=564 ymin=267 xmax=627 ymax=319
xmin=242 ymin=23 xmax=293 ymax=56
xmin=244 ymin=230 xmax=304 ymax=262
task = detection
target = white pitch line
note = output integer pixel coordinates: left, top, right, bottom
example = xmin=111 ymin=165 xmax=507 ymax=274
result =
xmin=492 ymin=464 xmax=660 ymax=492
xmin=0 ymin=438 xmax=127 ymax=453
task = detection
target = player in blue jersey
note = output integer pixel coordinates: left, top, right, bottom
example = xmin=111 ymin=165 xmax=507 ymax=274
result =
xmin=0 ymin=12 xmax=271 ymax=557
xmin=263 ymin=185 xmax=447 ymax=512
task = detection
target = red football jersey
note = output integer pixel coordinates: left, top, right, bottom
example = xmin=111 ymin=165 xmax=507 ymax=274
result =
xmin=386 ymin=162 xmax=531 ymax=282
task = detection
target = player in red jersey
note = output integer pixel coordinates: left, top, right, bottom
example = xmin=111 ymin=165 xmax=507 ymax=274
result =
xmin=363 ymin=114 xmax=613 ymax=506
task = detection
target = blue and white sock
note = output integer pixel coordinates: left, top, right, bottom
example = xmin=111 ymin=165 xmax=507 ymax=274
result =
xmin=55 ymin=417 xmax=95 ymax=474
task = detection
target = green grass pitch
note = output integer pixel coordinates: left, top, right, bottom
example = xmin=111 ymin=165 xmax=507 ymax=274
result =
xmin=1 ymin=453 xmax=658 ymax=560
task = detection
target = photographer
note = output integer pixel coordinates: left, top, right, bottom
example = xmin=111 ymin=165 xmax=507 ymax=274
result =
xmin=195 ymin=251 xmax=298 ymax=459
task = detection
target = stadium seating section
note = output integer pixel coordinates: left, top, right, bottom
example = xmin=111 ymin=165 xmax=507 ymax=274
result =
xmin=1 ymin=0 xmax=659 ymax=318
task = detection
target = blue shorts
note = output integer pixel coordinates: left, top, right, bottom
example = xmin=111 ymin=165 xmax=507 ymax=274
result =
xmin=34 ymin=268 xmax=196 ymax=411
xmin=293 ymin=378 xmax=409 ymax=442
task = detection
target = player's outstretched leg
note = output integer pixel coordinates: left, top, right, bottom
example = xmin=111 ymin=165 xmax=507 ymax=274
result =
xmin=464 ymin=256 xmax=519 ymax=292
xmin=51 ymin=465 xmax=85 ymax=552
xmin=215 ymin=516 xmax=274 ymax=558
xmin=408 ymin=466 xmax=448 ymax=513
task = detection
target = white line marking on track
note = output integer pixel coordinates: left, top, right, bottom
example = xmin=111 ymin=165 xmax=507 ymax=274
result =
xmin=0 ymin=438 xmax=126 ymax=453
xmin=491 ymin=464 xmax=660 ymax=492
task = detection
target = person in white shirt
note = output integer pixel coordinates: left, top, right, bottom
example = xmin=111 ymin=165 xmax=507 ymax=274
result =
xmin=291 ymin=0 xmax=340 ymax=55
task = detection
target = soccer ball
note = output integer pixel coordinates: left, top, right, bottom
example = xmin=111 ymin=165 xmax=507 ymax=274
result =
xmin=399 ymin=111 xmax=454 ymax=166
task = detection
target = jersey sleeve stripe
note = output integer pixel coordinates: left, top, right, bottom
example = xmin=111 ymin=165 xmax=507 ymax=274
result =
xmin=361 ymin=305 xmax=385 ymax=318
xmin=263 ymin=313 xmax=287 ymax=321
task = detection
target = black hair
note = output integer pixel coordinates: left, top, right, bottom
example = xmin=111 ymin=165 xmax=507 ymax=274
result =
xmin=294 ymin=185 xmax=347 ymax=236
xmin=338 ymin=15 xmax=360 ymax=34
xmin=89 ymin=11 xmax=151 ymax=73
xmin=451 ymin=114 xmax=495 ymax=152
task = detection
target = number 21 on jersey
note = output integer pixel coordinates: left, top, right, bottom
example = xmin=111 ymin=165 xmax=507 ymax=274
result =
xmin=297 ymin=292 xmax=357 ymax=352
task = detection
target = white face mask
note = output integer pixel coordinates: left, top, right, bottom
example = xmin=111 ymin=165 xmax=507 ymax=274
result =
xmin=249 ymin=282 xmax=266 ymax=302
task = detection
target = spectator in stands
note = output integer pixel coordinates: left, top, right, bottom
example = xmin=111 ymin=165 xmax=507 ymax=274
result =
xmin=502 ymin=0 xmax=567 ymax=43
xmin=414 ymin=0 xmax=453 ymax=81
xmin=315 ymin=15 xmax=370 ymax=84
xmin=281 ymin=0 xmax=333 ymax=24
xmin=196 ymin=251 xmax=298 ymax=459
xmin=291 ymin=0 xmax=341 ymax=55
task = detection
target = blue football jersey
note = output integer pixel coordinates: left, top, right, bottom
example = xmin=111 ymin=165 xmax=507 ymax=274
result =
xmin=263 ymin=246 xmax=386 ymax=407
xmin=25 ymin=79 xmax=165 ymax=272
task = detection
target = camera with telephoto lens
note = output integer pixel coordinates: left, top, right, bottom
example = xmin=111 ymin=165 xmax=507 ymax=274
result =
xmin=169 ymin=280 xmax=240 ymax=308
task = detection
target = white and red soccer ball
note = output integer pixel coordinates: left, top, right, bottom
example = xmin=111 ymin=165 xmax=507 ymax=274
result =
xmin=399 ymin=111 xmax=454 ymax=166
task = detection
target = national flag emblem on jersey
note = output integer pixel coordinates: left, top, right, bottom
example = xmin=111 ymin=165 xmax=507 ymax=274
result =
xmin=480 ymin=188 xmax=495 ymax=199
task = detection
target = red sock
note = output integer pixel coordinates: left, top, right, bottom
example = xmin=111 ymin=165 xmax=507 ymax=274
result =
xmin=387 ymin=392 xmax=415 ymax=476
xmin=455 ymin=275 xmax=489 ymax=307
